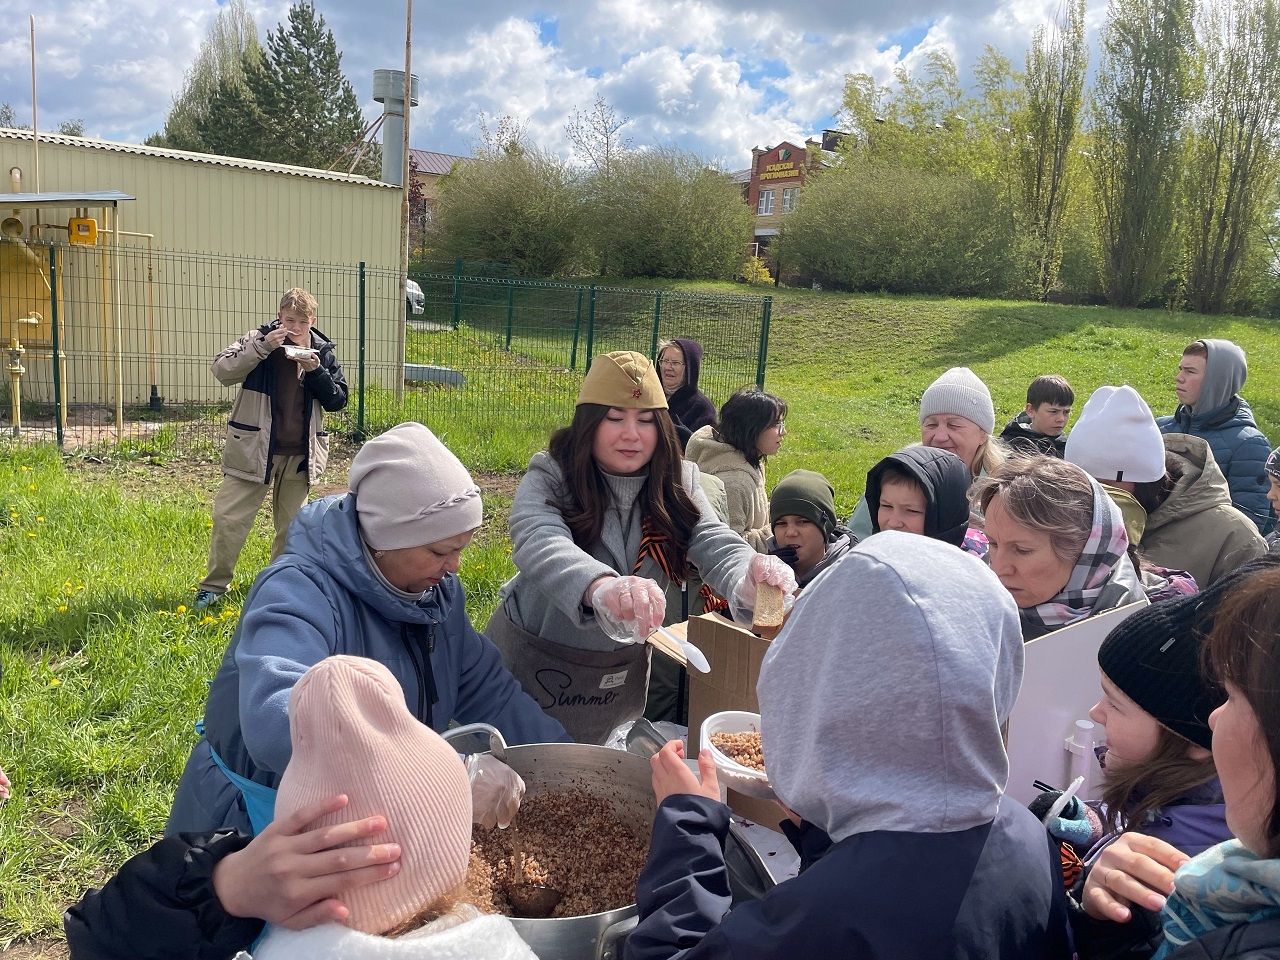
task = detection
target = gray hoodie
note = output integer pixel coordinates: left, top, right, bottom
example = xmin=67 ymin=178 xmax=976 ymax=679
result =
xmin=1194 ymin=339 xmax=1248 ymax=414
xmin=759 ymin=531 xmax=1024 ymax=842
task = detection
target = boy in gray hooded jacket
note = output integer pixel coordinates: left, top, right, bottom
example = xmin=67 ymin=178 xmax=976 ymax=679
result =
xmin=628 ymin=533 xmax=1072 ymax=960
xmin=1158 ymin=338 xmax=1273 ymax=534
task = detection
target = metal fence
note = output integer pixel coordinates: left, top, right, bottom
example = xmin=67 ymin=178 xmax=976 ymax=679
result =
xmin=1 ymin=239 xmax=771 ymax=471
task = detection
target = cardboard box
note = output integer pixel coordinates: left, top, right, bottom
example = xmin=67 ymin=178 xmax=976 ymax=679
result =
xmin=653 ymin=612 xmax=783 ymax=831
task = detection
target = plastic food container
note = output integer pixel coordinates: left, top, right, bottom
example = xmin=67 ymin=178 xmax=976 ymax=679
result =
xmin=701 ymin=710 xmax=775 ymax=800
xmin=283 ymin=345 xmax=317 ymax=360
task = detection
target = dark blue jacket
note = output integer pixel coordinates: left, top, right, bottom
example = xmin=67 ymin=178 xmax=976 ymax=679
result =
xmin=1159 ymin=399 xmax=1274 ymax=534
xmin=626 ymin=794 xmax=1072 ymax=960
xmin=167 ymin=494 xmax=569 ymax=835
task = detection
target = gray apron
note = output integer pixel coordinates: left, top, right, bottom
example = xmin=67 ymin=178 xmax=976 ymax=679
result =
xmin=485 ymin=602 xmax=650 ymax=745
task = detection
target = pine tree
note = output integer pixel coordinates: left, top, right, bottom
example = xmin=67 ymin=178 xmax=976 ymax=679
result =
xmin=187 ymin=2 xmax=375 ymax=174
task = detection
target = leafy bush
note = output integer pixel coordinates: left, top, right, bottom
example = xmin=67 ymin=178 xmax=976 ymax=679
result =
xmin=584 ymin=148 xmax=752 ymax=280
xmin=434 ymin=144 xmax=586 ymax=278
xmin=776 ymin=164 xmax=1028 ymax=297
xmin=738 ymin=256 xmax=774 ymax=285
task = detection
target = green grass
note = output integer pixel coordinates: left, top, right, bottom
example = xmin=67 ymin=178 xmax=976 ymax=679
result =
xmin=5 ymin=285 xmax=1280 ymax=946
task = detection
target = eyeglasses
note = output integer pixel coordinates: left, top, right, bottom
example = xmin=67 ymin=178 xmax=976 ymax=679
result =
xmin=658 ymin=359 xmax=685 ymax=368
xmin=772 ymin=421 xmax=786 ymax=433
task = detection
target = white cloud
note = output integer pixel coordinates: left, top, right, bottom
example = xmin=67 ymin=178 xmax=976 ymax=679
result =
xmin=0 ymin=0 xmax=1101 ymax=167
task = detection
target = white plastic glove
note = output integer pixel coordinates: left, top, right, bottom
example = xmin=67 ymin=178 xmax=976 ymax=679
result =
xmin=589 ymin=575 xmax=667 ymax=644
xmin=730 ymin=553 xmax=798 ymax=625
xmin=466 ymin=754 xmax=526 ymax=830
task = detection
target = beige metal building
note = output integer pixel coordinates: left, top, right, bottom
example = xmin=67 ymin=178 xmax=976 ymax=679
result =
xmin=0 ymin=129 xmax=403 ymax=408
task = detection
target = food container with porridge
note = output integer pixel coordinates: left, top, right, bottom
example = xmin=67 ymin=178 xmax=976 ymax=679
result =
xmin=701 ymin=710 xmax=775 ymax=800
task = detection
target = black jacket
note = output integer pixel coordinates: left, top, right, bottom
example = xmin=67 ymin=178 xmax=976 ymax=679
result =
xmin=64 ymin=830 xmax=262 ymax=960
xmin=865 ymin=446 xmax=973 ymax=547
xmin=667 ymin=338 xmax=717 ymax=436
xmin=1001 ymin=414 xmax=1068 ymax=458
xmin=1168 ymin=916 xmax=1280 ymax=960
xmin=625 ymin=793 xmax=1073 ymax=960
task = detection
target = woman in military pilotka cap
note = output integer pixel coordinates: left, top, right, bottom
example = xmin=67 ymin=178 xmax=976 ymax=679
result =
xmin=485 ymin=351 xmax=797 ymax=743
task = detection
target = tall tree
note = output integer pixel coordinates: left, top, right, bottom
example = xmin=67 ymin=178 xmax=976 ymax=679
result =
xmin=1092 ymin=0 xmax=1197 ymax=307
xmin=146 ymin=0 xmax=261 ymax=151
xmin=567 ymin=96 xmax=632 ymax=275
xmin=1183 ymin=0 xmax=1280 ymax=312
xmin=192 ymin=2 xmax=372 ymax=173
xmin=1014 ymin=0 xmax=1089 ymax=299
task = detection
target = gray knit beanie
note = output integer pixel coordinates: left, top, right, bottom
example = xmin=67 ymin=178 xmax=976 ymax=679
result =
xmin=348 ymin=422 xmax=483 ymax=550
xmin=919 ymin=367 xmax=995 ymax=435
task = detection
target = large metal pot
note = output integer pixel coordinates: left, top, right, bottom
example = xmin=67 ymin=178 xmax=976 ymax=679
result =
xmin=444 ymin=723 xmax=773 ymax=960
xmin=445 ymin=723 xmax=653 ymax=959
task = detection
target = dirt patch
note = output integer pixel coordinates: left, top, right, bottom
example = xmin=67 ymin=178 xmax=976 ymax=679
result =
xmin=2 ymin=939 xmax=68 ymax=958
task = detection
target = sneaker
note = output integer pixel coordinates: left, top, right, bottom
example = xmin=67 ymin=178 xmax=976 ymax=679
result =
xmin=194 ymin=590 xmax=224 ymax=610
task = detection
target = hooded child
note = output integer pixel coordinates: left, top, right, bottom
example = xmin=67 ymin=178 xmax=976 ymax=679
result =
xmin=626 ymin=533 xmax=1072 ymax=960
xmin=1000 ymin=375 xmax=1074 ymax=458
xmin=657 ymin=339 xmax=717 ymax=439
xmin=864 ymin=445 xmax=988 ymax=556
xmin=1157 ymin=339 xmax=1273 ymax=534
xmin=763 ymin=469 xmax=854 ymax=590
xmin=848 ymin=366 xmax=1003 ymax=540
xmin=253 ymin=656 xmax=537 ymax=960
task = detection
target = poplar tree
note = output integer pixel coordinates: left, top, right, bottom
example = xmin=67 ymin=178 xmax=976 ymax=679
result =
xmin=1184 ymin=0 xmax=1280 ymax=313
xmin=146 ymin=0 xmax=261 ymax=151
xmin=191 ymin=2 xmax=374 ymax=174
xmin=1092 ymin=0 xmax=1197 ymax=307
xmin=1013 ymin=0 xmax=1088 ymax=299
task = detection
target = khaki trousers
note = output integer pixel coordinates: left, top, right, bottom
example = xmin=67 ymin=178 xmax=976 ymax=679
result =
xmin=199 ymin=454 xmax=309 ymax=594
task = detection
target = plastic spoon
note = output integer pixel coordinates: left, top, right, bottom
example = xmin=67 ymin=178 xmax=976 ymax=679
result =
xmin=1042 ymin=775 xmax=1086 ymax=825
xmin=652 ymin=625 xmax=711 ymax=673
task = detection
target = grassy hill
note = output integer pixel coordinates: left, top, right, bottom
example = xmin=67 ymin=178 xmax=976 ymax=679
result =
xmin=2 ymin=284 xmax=1277 ymax=948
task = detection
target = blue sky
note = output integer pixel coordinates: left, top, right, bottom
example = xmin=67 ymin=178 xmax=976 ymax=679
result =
xmin=0 ymin=0 xmax=1098 ymax=169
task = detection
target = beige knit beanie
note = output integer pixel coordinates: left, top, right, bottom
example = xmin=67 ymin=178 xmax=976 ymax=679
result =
xmin=348 ymin=422 xmax=483 ymax=550
xmin=578 ymin=351 xmax=668 ymax=409
xmin=919 ymin=367 xmax=996 ymax=435
xmin=275 ymin=656 xmax=472 ymax=935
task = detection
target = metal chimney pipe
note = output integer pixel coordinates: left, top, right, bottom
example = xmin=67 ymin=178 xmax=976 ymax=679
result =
xmin=372 ymin=68 xmax=420 ymax=186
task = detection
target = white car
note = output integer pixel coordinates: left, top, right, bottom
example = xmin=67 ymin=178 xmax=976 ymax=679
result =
xmin=405 ymin=278 xmax=425 ymax=316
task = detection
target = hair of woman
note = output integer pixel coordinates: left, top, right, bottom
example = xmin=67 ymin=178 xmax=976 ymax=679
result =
xmin=973 ymin=456 xmax=1093 ymax=565
xmin=548 ymin=402 xmax=701 ymax=552
xmin=712 ymin=387 xmax=787 ymax=469
xmin=1204 ymin=565 xmax=1280 ymax=858
xmin=1099 ymin=725 xmax=1218 ymax=835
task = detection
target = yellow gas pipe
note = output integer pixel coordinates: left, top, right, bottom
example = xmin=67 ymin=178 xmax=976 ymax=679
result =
xmin=8 ymin=314 xmax=39 ymax=437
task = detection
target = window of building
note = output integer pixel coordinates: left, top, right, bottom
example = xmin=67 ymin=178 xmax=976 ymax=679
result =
xmin=782 ymin=187 xmax=799 ymax=212
xmin=757 ymin=189 xmax=775 ymax=215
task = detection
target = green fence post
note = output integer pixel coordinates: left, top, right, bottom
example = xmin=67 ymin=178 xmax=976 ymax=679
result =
xmin=357 ymin=261 xmax=367 ymax=441
xmin=755 ymin=296 xmax=772 ymax=389
xmin=49 ymin=244 xmax=63 ymax=449
xmin=504 ymin=278 xmax=515 ymax=351
xmin=451 ymin=257 xmax=462 ymax=330
xmin=585 ymin=285 xmax=597 ymax=371
xmin=649 ymin=291 xmax=662 ymax=358
xmin=570 ymin=287 xmax=583 ymax=370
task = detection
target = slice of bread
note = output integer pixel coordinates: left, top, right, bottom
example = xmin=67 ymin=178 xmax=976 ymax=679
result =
xmin=753 ymin=582 xmax=785 ymax=640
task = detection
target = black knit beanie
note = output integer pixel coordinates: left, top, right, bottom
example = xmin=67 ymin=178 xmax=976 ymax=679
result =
xmin=769 ymin=469 xmax=838 ymax=542
xmin=1098 ymin=594 xmax=1222 ymax=749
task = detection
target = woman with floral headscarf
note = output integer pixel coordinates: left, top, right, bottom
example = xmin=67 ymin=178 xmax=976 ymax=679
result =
xmin=973 ymin=456 xmax=1147 ymax=641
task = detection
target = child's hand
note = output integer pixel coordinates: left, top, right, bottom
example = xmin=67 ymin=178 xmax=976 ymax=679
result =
xmin=0 ymin=765 xmax=9 ymax=802
xmin=1082 ymin=832 xmax=1190 ymax=923
xmin=212 ymin=794 xmax=402 ymax=930
xmin=650 ymin=741 xmax=721 ymax=805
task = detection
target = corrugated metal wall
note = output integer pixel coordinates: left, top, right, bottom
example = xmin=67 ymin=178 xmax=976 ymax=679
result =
xmin=0 ymin=133 xmax=404 ymax=405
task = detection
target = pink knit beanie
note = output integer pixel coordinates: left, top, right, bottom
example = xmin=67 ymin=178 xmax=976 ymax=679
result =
xmin=275 ymin=656 xmax=472 ymax=934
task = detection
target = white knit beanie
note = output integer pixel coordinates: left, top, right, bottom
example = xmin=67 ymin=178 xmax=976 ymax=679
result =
xmin=275 ymin=656 xmax=472 ymax=935
xmin=1065 ymin=385 xmax=1165 ymax=483
xmin=348 ymin=422 xmax=483 ymax=550
xmin=919 ymin=367 xmax=995 ymax=434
